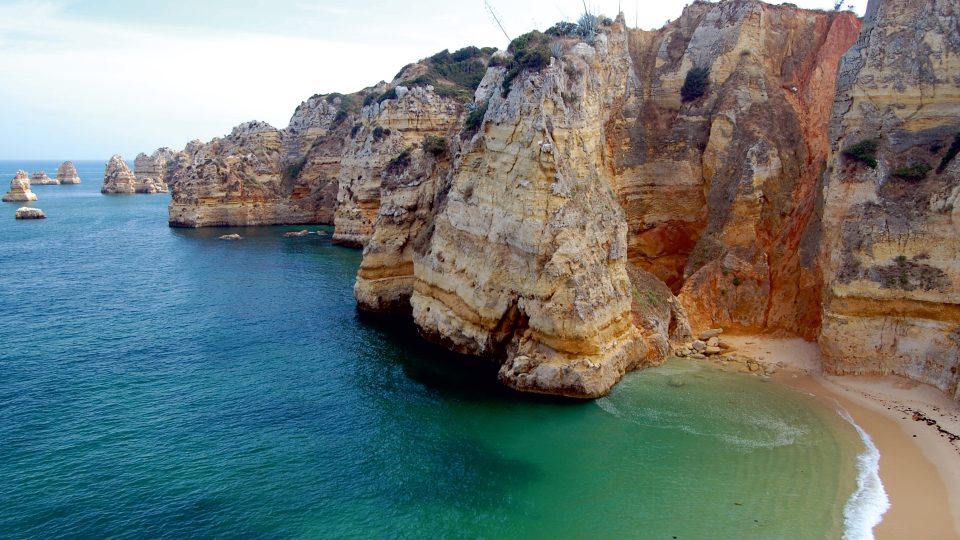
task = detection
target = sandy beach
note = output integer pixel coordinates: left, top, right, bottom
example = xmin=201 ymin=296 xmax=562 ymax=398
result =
xmin=720 ymin=335 xmax=960 ymax=539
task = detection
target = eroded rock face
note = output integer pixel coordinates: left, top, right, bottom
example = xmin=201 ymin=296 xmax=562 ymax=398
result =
xmin=609 ymin=1 xmax=861 ymax=339
xmin=101 ymin=155 xmax=137 ymax=194
xmin=30 ymin=171 xmax=58 ymax=185
xmin=134 ymin=149 xmax=175 ymax=193
xmin=819 ymin=0 xmax=960 ymax=400
xmin=2 ymin=171 xmax=38 ymax=202
xmin=333 ymin=86 xmax=463 ymax=247
xmin=56 ymin=162 xmax=81 ymax=184
xmin=407 ymin=23 xmax=658 ymax=399
xmin=167 ymin=97 xmax=344 ymax=226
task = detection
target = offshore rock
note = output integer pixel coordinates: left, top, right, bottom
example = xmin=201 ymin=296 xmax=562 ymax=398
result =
xmin=30 ymin=171 xmax=58 ymax=185
xmin=15 ymin=207 xmax=45 ymax=219
xmin=101 ymin=155 xmax=137 ymax=194
xmin=2 ymin=171 xmax=38 ymax=202
xmin=819 ymin=0 xmax=960 ymax=400
xmin=56 ymin=161 xmax=81 ymax=184
xmin=133 ymin=150 xmax=172 ymax=193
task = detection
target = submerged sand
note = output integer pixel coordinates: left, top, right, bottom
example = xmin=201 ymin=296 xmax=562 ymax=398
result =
xmin=721 ymin=336 xmax=960 ymax=539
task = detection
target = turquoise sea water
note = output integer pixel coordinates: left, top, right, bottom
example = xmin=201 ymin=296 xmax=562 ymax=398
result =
xmin=1 ymin=161 xmax=870 ymax=538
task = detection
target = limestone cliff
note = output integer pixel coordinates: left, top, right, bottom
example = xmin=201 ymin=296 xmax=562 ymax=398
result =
xmin=2 ymin=171 xmax=38 ymax=202
xmin=56 ymin=162 xmax=81 ymax=184
xmin=133 ymin=152 xmax=170 ymax=194
xmin=101 ymin=156 xmax=137 ymax=194
xmin=167 ymin=94 xmax=350 ymax=227
xmin=610 ymin=1 xmax=860 ymax=339
xmin=819 ymin=0 xmax=960 ymax=399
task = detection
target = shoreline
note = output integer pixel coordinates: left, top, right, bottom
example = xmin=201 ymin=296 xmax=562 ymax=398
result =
xmin=720 ymin=335 xmax=960 ymax=539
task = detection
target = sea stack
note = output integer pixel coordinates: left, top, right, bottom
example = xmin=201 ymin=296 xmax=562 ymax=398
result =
xmin=30 ymin=170 xmax=58 ymax=185
xmin=101 ymin=155 xmax=137 ymax=194
xmin=133 ymin=152 xmax=170 ymax=194
xmin=2 ymin=171 xmax=38 ymax=202
xmin=56 ymin=161 xmax=82 ymax=184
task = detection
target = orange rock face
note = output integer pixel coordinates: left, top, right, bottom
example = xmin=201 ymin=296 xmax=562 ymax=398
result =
xmin=609 ymin=2 xmax=861 ymax=338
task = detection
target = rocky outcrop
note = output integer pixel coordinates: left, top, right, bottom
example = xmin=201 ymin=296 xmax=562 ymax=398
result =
xmin=15 ymin=207 xmax=45 ymax=219
xmin=133 ymin=150 xmax=172 ymax=193
xmin=2 ymin=171 xmax=38 ymax=202
xmin=167 ymin=95 xmax=346 ymax=227
xmin=101 ymin=155 xmax=137 ymax=194
xmin=56 ymin=162 xmax=81 ymax=184
xmin=30 ymin=171 xmax=58 ymax=185
xmin=819 ymin=0 xmax=960 ymax=400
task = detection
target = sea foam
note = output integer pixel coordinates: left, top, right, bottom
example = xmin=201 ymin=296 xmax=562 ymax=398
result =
xmin=839 ymin=409 xmax=890 ymax=540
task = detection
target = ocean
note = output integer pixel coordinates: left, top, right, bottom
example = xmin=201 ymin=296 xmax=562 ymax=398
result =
xmin=0 ymin=160 xmax=883 ymax=538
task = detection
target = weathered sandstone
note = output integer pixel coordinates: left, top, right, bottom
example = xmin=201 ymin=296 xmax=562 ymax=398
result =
xmin=2 ymin=171 xmax=38 ymax=202
xmin=30 ymin=171 xmax=58 ymax=185
xmin=56 ymin=161 xmax=81 ymax=184
xmin=133 ymin=150 xmax=172 ymax=193
xmin=167 ymin=95 xmax=346 ymax=227
xmin=101 ymin=155 xmax=137 ymax=194
xmin=819 ymin=0 xmax=960 ymax=400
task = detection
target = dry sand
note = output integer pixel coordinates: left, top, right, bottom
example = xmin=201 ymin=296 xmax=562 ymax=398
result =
xmin=720 ymin=335 xmax=960 ymax=540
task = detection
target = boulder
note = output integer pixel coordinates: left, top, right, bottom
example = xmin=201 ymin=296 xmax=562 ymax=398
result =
xmin=15 ymin=207 xmax=46 ymax=219
xmin=219 ymin=234 xmax=242 ymax=241
xmin=2 ymin=171 xmax=38 ymax=202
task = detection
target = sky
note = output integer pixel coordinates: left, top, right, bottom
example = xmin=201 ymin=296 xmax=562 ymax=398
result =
xmin=0 ymin=0 xmax=868 ymax=159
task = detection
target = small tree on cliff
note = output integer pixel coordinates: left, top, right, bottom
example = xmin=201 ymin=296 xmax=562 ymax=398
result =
xmin=680 ymin=66 xmax=710 ymax=103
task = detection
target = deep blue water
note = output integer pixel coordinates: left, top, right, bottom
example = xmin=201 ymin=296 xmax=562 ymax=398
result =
xmin=0 ymin=161 xmax=865 ymax=538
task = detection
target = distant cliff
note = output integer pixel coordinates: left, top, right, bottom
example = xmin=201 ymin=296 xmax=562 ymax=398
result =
xmin=140 ymin=0 xmax=959 ymax=399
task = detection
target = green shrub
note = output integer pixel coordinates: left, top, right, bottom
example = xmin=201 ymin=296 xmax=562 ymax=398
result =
xmin=423 ymin=135 xmax=448 ymax=157
xmin=362 ymin=93 xmax=376 ymax=107
xmin=546 ymin=21 xmax=578 ymax=36
xmin=285 ymin=158 xmax=306 ymax=179
xmin=465 ymin=101 xmax=488 ymax=133
xmin=333 ymin=110 xmax=348 ymax=126
xmin=377 ymin=88 xmax=398 ymax=104
xmin=937 ymin=132 xmax=960 ymax=173
xmin=502 ymin=31 xmax=552 ymax=96
xmin=372 ymin=126 xmax=386 ymax=142
xmin=842 ymin=138 xmax=879 ymax=169
xmin=451 ymin=46 xmax=481 ymax=62
xmin=893 ymin=162 xmax=932 ymax=181
xmin=350 ymin=124 xmax=362 ymax=138
xmin=385 ymin=148 xmax=412 ymax=175
xmin=680 ymin=66 xmax=710 ymax=102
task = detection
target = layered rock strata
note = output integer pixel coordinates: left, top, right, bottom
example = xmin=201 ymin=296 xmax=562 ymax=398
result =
xmin=56 ymin=161 xmax=81 ymax=184
xmin=2 ymin=171 xmax=38 ymax=202
xmin=819 ymin=0 xmax=960 ymax=399
xmin=168 ymin=95 xmax=345 ymax=227
xmin=30 ymin=171 xmax=58 ymax=185
xmin=612 ymin=1 xmax=860 ymax=339
xmin=101 ymin=155 xmax=137 ymax=194
xmin=133 ymin=150 xmax=173 ymax=193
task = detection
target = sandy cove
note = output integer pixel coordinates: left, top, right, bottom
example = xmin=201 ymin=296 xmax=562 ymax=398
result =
xmin=715 ymin=335 xmax=960 ymax=539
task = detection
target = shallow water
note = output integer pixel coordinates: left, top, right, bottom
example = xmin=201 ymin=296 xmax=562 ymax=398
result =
xmin=0 ymin=161 xmax=867 ymax=538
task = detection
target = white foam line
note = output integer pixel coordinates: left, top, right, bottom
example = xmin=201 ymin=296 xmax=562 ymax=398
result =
xmin=838 ymin=408 xmax=890 ymax=540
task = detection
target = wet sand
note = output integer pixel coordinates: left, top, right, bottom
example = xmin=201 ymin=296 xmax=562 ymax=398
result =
xmin=721 ymin=336 xmax=960 ymax=540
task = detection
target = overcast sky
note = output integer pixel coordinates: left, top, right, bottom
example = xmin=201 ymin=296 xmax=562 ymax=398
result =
xmin=0 ymin=0 xmax=868 ymax=159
